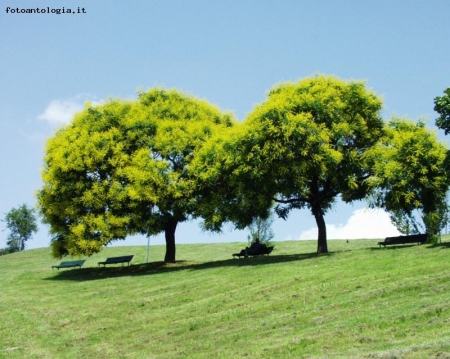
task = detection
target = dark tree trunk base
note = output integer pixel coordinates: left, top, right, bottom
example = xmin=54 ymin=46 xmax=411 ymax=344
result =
xmin=164 ymin=218 xmax=178 ymax=263
xmin=313 ymin=207 xmax=328 ymax=254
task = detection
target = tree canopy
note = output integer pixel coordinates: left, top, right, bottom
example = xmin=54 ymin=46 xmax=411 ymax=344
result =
xmin=3 ymin=204 xmax=37 ymax=252
xmin=38 ymin=89 xmax=234 ymax=262
xmin=366 ymin=118 xmax=449 ymax=239
xmin=434 ymin=88 xmax=450 ymax=135
xmin=192 ymin=75 xmax=384 ymax=253
xmin=247 ymin=212 xmax=275 ymax=245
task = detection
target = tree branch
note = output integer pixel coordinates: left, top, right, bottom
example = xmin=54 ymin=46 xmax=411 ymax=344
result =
xmin=273 ymin=196 xmax=309 ymax=204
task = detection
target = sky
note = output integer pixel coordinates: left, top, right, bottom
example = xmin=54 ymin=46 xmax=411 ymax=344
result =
xmin=1 ymin=1 xmax=450 ymax=251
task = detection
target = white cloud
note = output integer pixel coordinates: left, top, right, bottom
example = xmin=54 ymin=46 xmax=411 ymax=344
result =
xmin=38 ymin=96 xmax=102 ymax=126
xmin=38 ymin=99 xmax=84 ymax=125
xmin=298 ymin=208 xmax=401 ymax=240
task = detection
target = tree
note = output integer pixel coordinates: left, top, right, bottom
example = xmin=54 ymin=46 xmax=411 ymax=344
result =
xmin=192 ymin=75 xmax=384 ymax=253
xmin=434 ymin=88 xmax=450 ymax=134
xmin=38 ymin=89 xmax=234 ymax=262
xmin=3 ymin=204 xmax=37 ymax=252
xmin=366 ymin=117 xmax=449 ymax=240
xmin=247 ymin=211 xmax=275 ymax=245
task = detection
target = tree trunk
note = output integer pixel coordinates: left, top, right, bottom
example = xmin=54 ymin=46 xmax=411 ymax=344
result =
xmin=164 ymin=218 xmax=178 ymax=263
xmin=313 ymin=206 xmax=328 ymax=253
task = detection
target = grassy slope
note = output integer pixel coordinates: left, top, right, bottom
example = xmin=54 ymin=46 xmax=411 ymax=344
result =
xmin=1 ymin=238 xmax=450 ymax=359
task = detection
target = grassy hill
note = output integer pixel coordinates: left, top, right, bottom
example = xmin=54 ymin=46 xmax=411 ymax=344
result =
xmin=1 ymin=238 xmax=450 ymax=359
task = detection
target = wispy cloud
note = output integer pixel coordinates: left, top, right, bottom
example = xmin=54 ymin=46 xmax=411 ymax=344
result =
xmin=38 ymin=99 xmax=83 ymax=125
xmin=298 ymin=208 xmax=401 ymax=240
xmin=37 ymin=95 xmax=102 ymax=126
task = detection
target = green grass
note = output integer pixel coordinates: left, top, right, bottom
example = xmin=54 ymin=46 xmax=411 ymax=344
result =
xmin=1 ymin=238 xmax=450 ymax=358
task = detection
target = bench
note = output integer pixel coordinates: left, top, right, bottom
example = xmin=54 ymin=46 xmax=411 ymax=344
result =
xmin=98 ymin=255 xmax=133 ymax=267
xmin=51 ymin=260 xmax=85 ymax=270
xmin=378 ymin=234 xmax=427 ymax=248
xmin=233 ymin=246 xmax=274 ymax=258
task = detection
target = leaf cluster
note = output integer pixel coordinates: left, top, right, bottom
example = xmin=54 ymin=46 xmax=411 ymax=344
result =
xmin=434 ymin=88 xmax=450 ymax=134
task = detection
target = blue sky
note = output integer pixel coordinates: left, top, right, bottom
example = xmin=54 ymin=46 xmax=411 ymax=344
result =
xmin=1 ymin=1 xmax=449 ymax=250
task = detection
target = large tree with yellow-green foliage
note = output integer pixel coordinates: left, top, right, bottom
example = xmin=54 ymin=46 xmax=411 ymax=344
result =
xmin=366 ymin=118 xmax=449 ymax=239
xmin=191 ymin=75 xmax=384 ymax=253
xmin=38 ymin=89 xmax=234 ymax=262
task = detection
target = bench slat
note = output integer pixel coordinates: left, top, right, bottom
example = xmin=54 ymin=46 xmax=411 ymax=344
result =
xmin=98 ymin=255 xmax=133 ymax=267
xmin=52 ymin=260 xmax=85 ymax=270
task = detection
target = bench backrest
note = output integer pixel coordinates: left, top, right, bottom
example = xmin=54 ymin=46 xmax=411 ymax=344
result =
xmin=384 ymin=234 xmax=427 ymax=244
xmin=58 ymin=260 xmax=85 ymax=267
xmin=104 ymin=255 xmax=133 ymax=263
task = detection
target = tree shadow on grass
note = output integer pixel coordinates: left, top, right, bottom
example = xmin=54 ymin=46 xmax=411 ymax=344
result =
xmin=371 ymin=244 xmax=418 ymax=250
xmin=427 ymin=241 xmax=450 ymax=249
xmin=45 ymin=252 xmax=330 ymax=282
xmin=371 ymin=241 xmax=450 ymax=250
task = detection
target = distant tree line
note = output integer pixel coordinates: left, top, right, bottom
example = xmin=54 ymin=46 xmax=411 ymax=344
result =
xmin=37 ymin=76 xmax=450 ymax=262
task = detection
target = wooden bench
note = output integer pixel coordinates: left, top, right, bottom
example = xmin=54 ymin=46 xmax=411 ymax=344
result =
xmin=52 ymin=260 xmax=85 ymax=270
xmin=98 ymin=255 xmax=133 ymax=267
xmin=378 ymin=234 xmax=427 ymax=248
xmin=233 ymin=246 xmax=274 ymax=258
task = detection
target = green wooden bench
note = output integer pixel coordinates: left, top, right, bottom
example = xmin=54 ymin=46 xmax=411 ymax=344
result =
xmin=378 ymin=234 xmax=427 ymax=248
xmin=51 ymin=260 xmax=85 ymax=270
xmin=98 ymin=255 xmax=133 ymax=267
